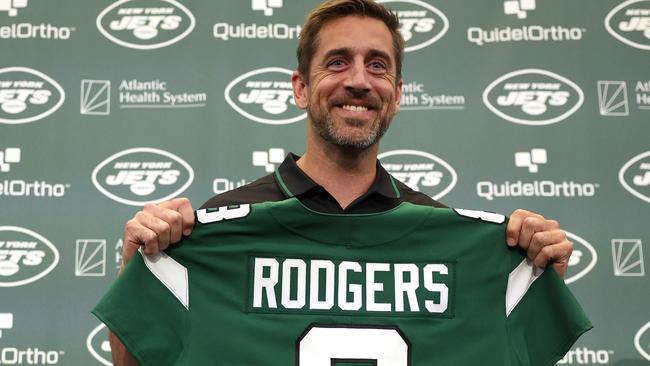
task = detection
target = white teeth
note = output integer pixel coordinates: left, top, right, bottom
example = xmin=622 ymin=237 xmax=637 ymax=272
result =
xmin=341 ymin=104 xmax=368 ymax=112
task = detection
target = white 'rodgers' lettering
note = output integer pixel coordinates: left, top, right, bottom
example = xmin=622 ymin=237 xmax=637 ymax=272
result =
xmin=252 ymin=258 xmax=449 ymax=314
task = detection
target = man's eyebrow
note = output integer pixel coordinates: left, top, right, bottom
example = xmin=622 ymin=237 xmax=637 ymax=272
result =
xmin=321 ymin=48 xmax=393 ymax=66
xmin=322 ymin=47 xmax=353 ymax=61
xmin=366 ymin=49 xmax=392 ymax=65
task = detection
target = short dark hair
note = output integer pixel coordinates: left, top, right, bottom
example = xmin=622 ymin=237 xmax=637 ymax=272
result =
xmin=296 ymin=0 xmax=404 ymax=83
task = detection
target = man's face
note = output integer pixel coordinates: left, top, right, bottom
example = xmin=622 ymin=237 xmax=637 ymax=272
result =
xmin=293 ymin=15 xmax=402 ymax=150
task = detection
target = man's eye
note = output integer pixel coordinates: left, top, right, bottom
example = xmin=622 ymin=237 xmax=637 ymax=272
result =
xmin=328 ymin=59 xmax=345 ymax=67
xmin=369 ymin=62 xmax=387 ymax=71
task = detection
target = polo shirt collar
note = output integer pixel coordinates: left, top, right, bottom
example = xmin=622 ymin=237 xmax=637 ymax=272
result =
xmin=274 ymin=153 xmax=400 ymax=199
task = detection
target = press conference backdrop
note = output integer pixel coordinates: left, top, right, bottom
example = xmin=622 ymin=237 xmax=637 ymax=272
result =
xmin=0 ymin=0 xmax=648 ymax=364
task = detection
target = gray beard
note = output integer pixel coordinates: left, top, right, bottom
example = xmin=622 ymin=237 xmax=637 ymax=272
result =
xmin=308 ymin=110 xmax=390 ymax=151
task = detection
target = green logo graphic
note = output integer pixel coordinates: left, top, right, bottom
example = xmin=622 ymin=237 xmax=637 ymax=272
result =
xmin=0 ymin=226 xmax=59 ymax=287
xmin=378 ymin=149 xmax=457 ymax=200
xmin=379 ymin=0 xmax=449 ymax=52
xmin=564 ymin=231 xmax=597 ymax=284
xmin=483 ymin=68 xmax=584 ymax=126
xmin=225 ymin=67 xmax=305 ymax=125
xmin=0 ymin=67 xmax=65 ymax=125
xmin=619 ymin=151 xmax=650 ymax=203
xmin=605 ymin=0 xmax=650 ymax=51
xmin=92 ymin=147 xmax=194 ymax=206
xmin=97 ymin=0 xmax=195 ymax=50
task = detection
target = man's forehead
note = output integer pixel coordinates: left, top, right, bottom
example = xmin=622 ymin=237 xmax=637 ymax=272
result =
xmin=313 ymin=16 xmax=394 ymax=59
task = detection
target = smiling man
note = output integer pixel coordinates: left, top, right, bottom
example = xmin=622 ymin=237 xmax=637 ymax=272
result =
xmin=291 ymin=12 xmax=404 ymax=210
xmin=96 ymin=1 xmax=588 ymax=365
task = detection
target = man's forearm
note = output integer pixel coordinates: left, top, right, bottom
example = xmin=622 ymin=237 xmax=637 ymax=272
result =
xmin=109 ymin=330 xmax=139 ymax=366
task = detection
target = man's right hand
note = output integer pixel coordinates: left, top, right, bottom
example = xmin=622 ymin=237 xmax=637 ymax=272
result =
xmin=121 ymin=197 xmax=195 ymax=270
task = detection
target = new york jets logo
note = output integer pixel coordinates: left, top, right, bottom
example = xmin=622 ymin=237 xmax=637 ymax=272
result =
xmin=0 ymin=226 xmax=59 ymax=287
xmin=0 ymin=67 xmax=65 ymax=125
xmin=483 ymin=69 xmax=584 ymax=126
xmin=92 ymin=147 xmax=194 ymax=206
xmin=86 ymin=324 xmax=112 ymax=366
xmin=224 ymin=67 xmax=305 ymax=125
xmin=605 ymin=0 xmax=650 ymax=51
xmin=619 ymin=151 xmax=650 ymax=204
xmin=378 ymin=149 xmax=457 ymax=200
xmin=564 ymin=231 xmax=597 ymax=284
xmin=378 ymin=0 xmax=449 ymax=52
xmin=636 ymin=321 xmax=650 ymax=362
xmin=96 ymin=0 xmax=195 ymax=50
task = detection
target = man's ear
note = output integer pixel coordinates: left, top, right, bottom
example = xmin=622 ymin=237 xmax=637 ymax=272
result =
xmin=292 ymin=71 xmax=309 ymax=109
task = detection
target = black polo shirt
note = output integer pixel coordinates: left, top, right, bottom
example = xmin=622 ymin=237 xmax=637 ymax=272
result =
xmin=200 ymin=153 xmax=446 ymax=213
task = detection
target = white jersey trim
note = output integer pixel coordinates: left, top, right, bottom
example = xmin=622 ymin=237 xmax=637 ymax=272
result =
xmin=140 ymin=248 xmax=189 ymax=310
xmin=453 ymin=208 xmax=506 ymax=224
xmin=505 ymin=258 xmax=543 ymax=317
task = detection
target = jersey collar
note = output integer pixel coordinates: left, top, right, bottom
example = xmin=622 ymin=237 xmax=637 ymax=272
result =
xmin=274 ymin=153 xmax=401 ymax=200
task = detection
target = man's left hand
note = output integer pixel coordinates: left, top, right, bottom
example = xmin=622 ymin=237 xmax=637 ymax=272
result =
xmin=506 ymin=209 xmax=572 ymax=278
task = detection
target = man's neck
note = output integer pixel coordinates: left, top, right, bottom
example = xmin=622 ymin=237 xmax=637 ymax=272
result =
xmin=296 ymin=139 xmax=378 ymax=210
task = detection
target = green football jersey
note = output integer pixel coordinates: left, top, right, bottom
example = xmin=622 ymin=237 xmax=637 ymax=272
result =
xmin=93 ymin=199 xmax=591 ymax=366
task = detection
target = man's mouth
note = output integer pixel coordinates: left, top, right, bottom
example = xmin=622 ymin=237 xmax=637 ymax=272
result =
xmin=340 ymin=104 xmax=369 ymax=112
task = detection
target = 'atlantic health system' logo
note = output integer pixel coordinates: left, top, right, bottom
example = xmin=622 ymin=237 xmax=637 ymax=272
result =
xmin=92 ymin=147 xmax=194 ymax=206
xmin=483 ymin=69 xmax=584 ymax=126
xmin=564 ymin=231 xmax=597 ymax=284
xmin=225 ymin=67 xmax=305 ymax=125
xmin=605 ymin=0 xmax=650 ymax=51
xmin=378 ymin=0 xmax=448 ymax=52
xmin=0 ymin=226 xmax=59 ymax=287
xmin=0 ymin=67 xmax=65 ymax=125
xmin=619 ymin=151 xmax=650 ymax=203
xmin=378 ymin=149 xmax=457 ymax=200
xmin=96 ymin=0 xmax=195 ymax=50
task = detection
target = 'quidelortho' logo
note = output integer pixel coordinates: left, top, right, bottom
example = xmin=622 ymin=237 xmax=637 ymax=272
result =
xmin=564 ymin=231 xmax=597 ymax=284
xmin=0 ymin=67 xmax=65 ymax=125
xmin=87 ymin=324 xmax=112 ymax=366
xmin=605 ymin=0 xmax=650 ymax=51
xmin=619 ymin=151 xmax=650 ymax=204
xmin=92 ymin=147 xmax=194 ymax=206
xmin=378 ymin=0 xmax=448 ymax=52
xmin=225 ymin=67 xmax=305 ymax=125
xmin=96 ymin=0 xmax=195 ymax=50
xmin=483 ymin=69 xmax=584 ymax=126
xmin=0 ymin=226 xmax=59 ymax=287
xmin=378 ymin=149 xmax=457 ymax=200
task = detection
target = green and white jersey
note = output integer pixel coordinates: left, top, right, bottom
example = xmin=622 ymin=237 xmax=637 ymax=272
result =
xmin=93 ymin=199 xmax=591 ymax=366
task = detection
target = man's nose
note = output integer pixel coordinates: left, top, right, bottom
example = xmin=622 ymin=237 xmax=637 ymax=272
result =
xmin=344 ymin=60 xmax=371 ymax=92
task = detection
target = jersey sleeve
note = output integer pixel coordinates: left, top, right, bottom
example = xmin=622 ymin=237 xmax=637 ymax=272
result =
xmin=505 ymin=255 xmax=593 ymax=366
xmin=92 ymin=252 xmax=188 ymax=366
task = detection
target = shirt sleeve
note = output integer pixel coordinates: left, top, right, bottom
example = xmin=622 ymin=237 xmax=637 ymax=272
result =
xmin=506 ymin=255 xmax=593 ymax=366
xmin=92 ymin=252 xmax=189 ymax=366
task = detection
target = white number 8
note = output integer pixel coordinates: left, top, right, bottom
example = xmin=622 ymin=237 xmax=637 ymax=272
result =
xmin=297 ymin=325 xmax=410 ymax=365
xmin=196 ymin=204 xmax=251 ymax=224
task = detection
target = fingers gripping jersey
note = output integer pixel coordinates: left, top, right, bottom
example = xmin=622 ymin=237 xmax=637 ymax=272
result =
xmin=93 ymin=199 xmax=591 ymax=366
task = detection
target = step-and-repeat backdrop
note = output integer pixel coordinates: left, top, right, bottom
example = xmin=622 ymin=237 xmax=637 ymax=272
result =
xmin=1 ymin=0 xmax=649 ymax=364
